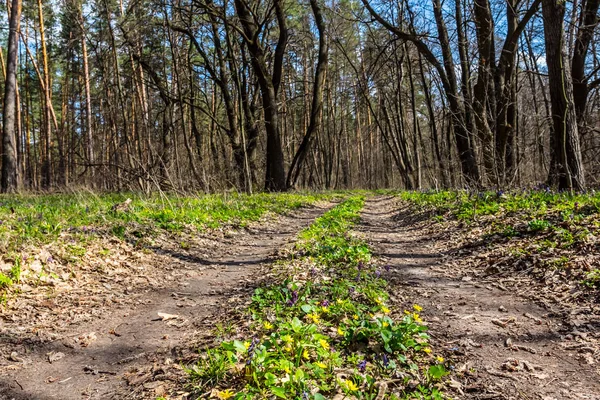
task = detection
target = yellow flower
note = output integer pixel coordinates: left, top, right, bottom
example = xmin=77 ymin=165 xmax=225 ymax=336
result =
xmin=413 ymin=304 xmax=423 ymax=312
xmin=263 ymin=321 xmax=273 ymax=330
xmin=282 ymin=335 xmax=293 ymax=343
xmin=381 ymin=306 xmax=390 ymax=314
xmin=319 ymin=339 xmax=330 ymax=350
xmin=315 ymin=362 xmax=327 ymax=368
xmin=337 ymin=299 xmax=344 ymax=304
xmin=284 ymin=345 xmax=292 ymax=353
xmin=321 ymin=306 xmax=329 ymax=313
xmin=244 ymin=341 xmax=251 ymax=349
xmin=303 ymin=349 xmax=310 ymax=360
xmin=353 ymin=314 xmax=359 ymax=320
xmin=382 ymin=321 xmax=389 ymax=328
xmin=374 ymin=298 xmax=382 ymax=304
xmin=307 ymin=313 xmax=321 ymax=324
xmin=216 ymin=389 xmax=235 ymax=399
xmin=337 ymin=327 xmax=345 ymax=336
xmin=344 ymin=379 xmax=359 ymax=392
xmin=404 ymin=310 xmax=411 ymax=315
xmin=423 ymin=347 xmax=432 ymax=354
xmin=436 ymin=356 xmax=445 ymax=363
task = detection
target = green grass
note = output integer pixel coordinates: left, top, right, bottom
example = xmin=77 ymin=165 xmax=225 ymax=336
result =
xmin=188 ymin=196 xmax=447 ymax=399
xmin=0 ymin=192 xmax=335 ymax=296
xmin=399 ymin=189 xmax=600 ymax=294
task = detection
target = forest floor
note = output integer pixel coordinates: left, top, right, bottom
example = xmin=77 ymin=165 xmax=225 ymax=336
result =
xmin=359 ymin=196 xmax=600 ymax=400
xmin=1 ymin=193 xmax=599 ymax=399
xmin=0 ymin=200 xmax=334 ymax=400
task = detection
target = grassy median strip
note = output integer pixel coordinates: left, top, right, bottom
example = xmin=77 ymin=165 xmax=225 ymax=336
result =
xmin=187 ymin=196 xmax=447 ymax=399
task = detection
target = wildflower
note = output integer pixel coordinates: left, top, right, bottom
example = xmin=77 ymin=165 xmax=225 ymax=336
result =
xmin=382 ymin=321 xmax=389 ymax=328
xmin=382 ymin=353 xmax=389 ymax=367
xmin=375 ymin=270 xmax=381 ymax=278
xmin=303 ymin=349 xmax=310 ymax=360
xmin=302 ymin=392 xmax=309 ymax=400
xmin=423 ymin=347 xmax=432 ymax=354
xmin=357 ymin=262 xmax=364 ymax=270
xmin=319 ymin=339 xmax=330 ymax=350
xmin=413 ymin=304 xmax=423 ymax=312
xmin=244 ymin=341 xmax=251 ymax=349
xmin=315 ymin=362 xmax=327 ymax=368
xmin=307 ymin=313 xmax=320 ymax=324
xmin=216 ymin=389 xmax=235 ymax=399
xmin=358 ymin=359 xmax=367 ymax=372
xmin=412 ymin=313 xmax=423 ymax=323
xmin=374 ymin=298 xmax=382 ymax=305
xmin=321 ymin=306 xmax=329 ymax=313
xmin=287 ymin=290 xmax=298 ymax=306
xmin=385 ymin=264 xmax=391 ymax=272
xmin=436 ymin=355 xmax=445 ymax=363
xmin=284 ymin=345 xmax=292 ymax=353
xmin=321 ymin=300 xmax=330 ymax=307
xmin=263 ymin=321 xmax=273 ymax=330
xmin=381 ymin=306 xmax=390 ymax=314
xmin=282 ymin=334 xmax=293 ymax=343
xmin=352 ymin=314 xmax=359 ymax=320
xmin=337 ymin=327 xmax=345 ymax=336
xmin=336 ymin=299 xmax=344 ymax=304
xmin=344 ymin=379 xmax=359 ymax=392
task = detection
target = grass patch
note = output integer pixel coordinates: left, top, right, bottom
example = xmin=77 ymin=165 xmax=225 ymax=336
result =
xmin=0 ymin=192 xmax=335 ymax=298
xmin=188 ymin=196 xmax=447 ymax=399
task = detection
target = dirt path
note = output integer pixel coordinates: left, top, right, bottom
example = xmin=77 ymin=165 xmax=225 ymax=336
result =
xmin=358 ymin=196 xmax=600 ymax=400
xmin=0 ymin=203 xmax=332 ymax=400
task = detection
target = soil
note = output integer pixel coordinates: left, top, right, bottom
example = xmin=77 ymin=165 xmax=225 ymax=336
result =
xmin=2 ymin=195 xmax=599 ymax=400
xmin=0 ymin=202 xmax=333 ymax=400
xmin=358 ymin=196 xmax=600 ymax=400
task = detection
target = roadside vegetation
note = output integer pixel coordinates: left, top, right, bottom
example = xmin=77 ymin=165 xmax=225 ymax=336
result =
xmin=188 ymin=196 xmax=447 ymax=399
xmin=399 ymin=190 xmax=600 ymax=295
xmin=0 ymin=192 xmax=332 ymax=299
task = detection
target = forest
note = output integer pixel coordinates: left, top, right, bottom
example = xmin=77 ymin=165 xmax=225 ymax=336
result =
xmin=1 ymin=1 xmax=600 ymax=399
xmin=1 ymin=0 xmax=599 ymax=193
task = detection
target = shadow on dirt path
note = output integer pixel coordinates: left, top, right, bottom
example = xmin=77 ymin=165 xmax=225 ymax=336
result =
xmin=358 ymin=196 xmax=600 ymax=400
xmin=0 ymin=203 xmax=332 ymax=400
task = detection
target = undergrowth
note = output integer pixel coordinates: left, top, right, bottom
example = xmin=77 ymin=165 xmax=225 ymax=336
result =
xmin=188 ymin=197 xmax=447 ymax=399
xmin=399 ymin=190 xmax=600 ymax=292
xmin=0 ymin=192 xmax=332 ymax=295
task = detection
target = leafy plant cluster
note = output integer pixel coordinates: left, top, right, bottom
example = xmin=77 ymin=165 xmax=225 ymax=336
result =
xmin=188 ymin=197 xmax=447 ymax=399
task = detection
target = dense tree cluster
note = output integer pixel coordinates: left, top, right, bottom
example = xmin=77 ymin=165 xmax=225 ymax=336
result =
xmin=0 ymin=0 xmax=598 ymax=192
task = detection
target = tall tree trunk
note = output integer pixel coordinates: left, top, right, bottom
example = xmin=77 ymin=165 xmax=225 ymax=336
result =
xmin=234 ymin=0 xmax=287 ymax=191
xmin=287 ymin=0 xmax=328 ymax=189
xmin=2 ymin=0 xmax=21 ymax=192
xmin=542 ymin=0 xmax=585 ymax=190
xmin=38 ymin=0 xmax=53 ymax=188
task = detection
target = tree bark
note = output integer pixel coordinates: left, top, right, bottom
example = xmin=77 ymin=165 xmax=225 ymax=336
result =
xmin=542 ymin=0 xmax=585 ymax=190
xmin=2 ymin=0 xmax=21 ymax=193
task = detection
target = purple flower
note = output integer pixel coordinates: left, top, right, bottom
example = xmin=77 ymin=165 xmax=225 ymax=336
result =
xmin=287 ymin=290 xmax=298 ymax=306
xmin=246 ymin=337 xmax=260 ymax=365
xmin=348 ymin=287 xmax=355 ymax=295
xmin=382 ymin=353 xmax=389 ymax=367
xmin=302 ymin=392 xmax=309 ymax=400
xmin=357 ymin=262 xmax=364 ymax=270
xmin=47 ymin=256 xmax=54 ymax=264
xmin=375 ymin=270 xmax=381 ymax=278
xmin=358 ymin=359 xmax=367 ymax=372
xmin=321 ymin=300 xmax=330 ymax=307
xmin=385 ymin=265 xmax=391 ymax=272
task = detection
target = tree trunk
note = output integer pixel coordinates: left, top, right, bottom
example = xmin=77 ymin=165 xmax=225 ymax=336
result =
xmin=2 ymin=0 xmax=21 ymax=193
xmin=542 ymin=0 xmax=585 ymax=190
